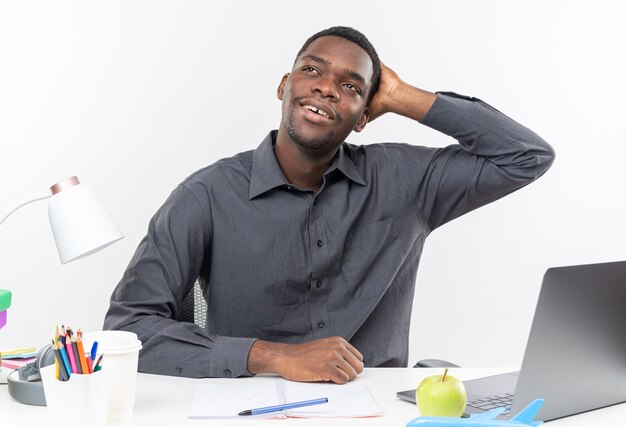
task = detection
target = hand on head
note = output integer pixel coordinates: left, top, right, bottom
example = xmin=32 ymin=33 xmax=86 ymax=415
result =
xmin=367 ymin=62 xmax=404 ymax=122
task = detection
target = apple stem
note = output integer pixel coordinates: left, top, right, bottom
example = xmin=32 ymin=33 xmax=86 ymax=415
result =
xmin=441 ymin=368 xmax=448 ymax=382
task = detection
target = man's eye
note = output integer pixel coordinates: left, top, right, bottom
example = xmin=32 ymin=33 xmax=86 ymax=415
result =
xmin=302 ymin=66 xmax=318 ymax=73
xmin=344 ymin=83 xmax=360 ymax=94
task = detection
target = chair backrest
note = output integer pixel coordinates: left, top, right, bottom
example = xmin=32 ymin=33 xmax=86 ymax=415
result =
xmin=180 ymin=280 xmax=207 ymax=328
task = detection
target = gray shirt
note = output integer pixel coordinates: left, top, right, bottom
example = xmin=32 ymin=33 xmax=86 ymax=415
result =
xmin=104 ymin=92 xmax=555 ymax=378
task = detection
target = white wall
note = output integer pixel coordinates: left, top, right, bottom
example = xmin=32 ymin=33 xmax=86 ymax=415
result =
xmin=1 ymin=1 xmax=624 ymax=368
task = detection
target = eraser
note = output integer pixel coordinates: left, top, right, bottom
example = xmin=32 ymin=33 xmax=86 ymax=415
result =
xmin=0 ymin=289 xmax=11 ymax=311
xmin=0 ymin=310 xmax=7 ymax=329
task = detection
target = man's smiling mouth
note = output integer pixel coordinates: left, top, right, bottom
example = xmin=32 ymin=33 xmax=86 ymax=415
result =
xmin=303 ymin=104 xmax=331 ymax=119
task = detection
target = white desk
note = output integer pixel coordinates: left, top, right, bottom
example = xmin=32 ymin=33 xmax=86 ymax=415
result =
xmin=1 ymin=368 xmax=624 ymax=426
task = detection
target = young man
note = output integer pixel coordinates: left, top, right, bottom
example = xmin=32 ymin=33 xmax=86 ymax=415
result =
xmin=104 ymin=27 xmax=554 ymax=384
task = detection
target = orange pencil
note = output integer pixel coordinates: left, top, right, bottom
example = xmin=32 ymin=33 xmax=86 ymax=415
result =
xmin=76 ymin=330 xmax=89 ymax=374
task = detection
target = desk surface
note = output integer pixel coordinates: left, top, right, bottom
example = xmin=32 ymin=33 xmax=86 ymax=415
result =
xmin=1 ymin=368 xmax=624 ymax=426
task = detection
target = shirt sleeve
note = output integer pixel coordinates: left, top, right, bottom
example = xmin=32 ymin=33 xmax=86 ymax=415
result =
xmin=103 ymin=184 xmax=256 ymax=378
xmin=404 ymin=92 xmax=555 ymax=232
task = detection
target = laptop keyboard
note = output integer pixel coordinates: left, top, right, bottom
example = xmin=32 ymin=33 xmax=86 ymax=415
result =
xmin=466 ymin=393 xmax=514 ymax=414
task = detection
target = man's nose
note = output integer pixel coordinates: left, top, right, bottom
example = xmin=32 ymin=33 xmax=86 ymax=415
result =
xmin=312 ymin=77 xmax=339 ymax=101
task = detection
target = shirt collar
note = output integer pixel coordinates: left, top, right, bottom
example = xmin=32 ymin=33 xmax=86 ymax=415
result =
xmin=327 ymin=143 xmax=367 ymax=187
xmin=248 ymin=131 xmax=366 ymax=200
xmin=249 ymin=131 xmax=288 ymax=200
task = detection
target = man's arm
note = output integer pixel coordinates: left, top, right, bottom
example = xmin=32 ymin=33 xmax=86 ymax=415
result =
xmin=369 ymin=62 xmax=555 ymax=232
xmin=106 ymin=181 xmax=363 ymax=383
xmin=104 ymin=184 xmax=256 ymax=378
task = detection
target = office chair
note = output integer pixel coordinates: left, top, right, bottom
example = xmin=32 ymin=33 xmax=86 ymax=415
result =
xmin=179 ymin=281 xmax=458 ymax=368
xmin=179 ymin=280 xmax=207 ymax=328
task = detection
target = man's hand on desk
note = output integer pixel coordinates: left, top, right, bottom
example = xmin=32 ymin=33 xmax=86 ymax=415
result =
xmin=247 ymin=336 xmax=364 ymax=384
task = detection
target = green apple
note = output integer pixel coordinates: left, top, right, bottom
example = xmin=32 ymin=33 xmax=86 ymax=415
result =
xmin=416 ymin=368 xmax=467 ymax=417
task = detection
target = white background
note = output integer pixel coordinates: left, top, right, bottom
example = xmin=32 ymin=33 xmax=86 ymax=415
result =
xmin=1 ymin=1 xmax=624 ymax=368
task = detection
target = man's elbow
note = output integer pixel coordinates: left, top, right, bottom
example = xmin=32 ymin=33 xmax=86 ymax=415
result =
xmin=533 ymin=137 xmax=556 ymax=178
xmin=510 ymin=136 xmax=556 ymax=181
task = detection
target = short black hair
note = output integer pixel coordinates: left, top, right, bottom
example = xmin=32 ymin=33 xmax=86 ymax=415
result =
xmin=295 ymin=26 xmax=381 ymax=103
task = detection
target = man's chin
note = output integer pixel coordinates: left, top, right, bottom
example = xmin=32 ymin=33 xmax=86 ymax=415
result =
xmin=293 ymin=137 xmax=331 ymax=150
xmin=288 ymin=129 xmax=338 ymax=153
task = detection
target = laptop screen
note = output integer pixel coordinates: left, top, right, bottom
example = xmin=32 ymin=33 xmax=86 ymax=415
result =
xmin=511 ymin=260 xmax=626 ymax=420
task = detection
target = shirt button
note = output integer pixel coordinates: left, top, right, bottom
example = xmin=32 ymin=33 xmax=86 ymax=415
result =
xmin=316 ymin=280 xmax=322 ymax=288
xmin=175 ymin=367 xmax=182 ymax=375
xmin=224 ymin=369 xmax=232 ymax=377
xmin=316 ymin=240 xmax=323 ymax=247
xmin=317 ymin=321 xmax=325 ymax=328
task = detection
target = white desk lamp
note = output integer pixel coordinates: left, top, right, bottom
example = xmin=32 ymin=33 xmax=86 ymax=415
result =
xmin=0 ymin=176 xmax=123 ymax=263
xmin=0 ymin=176 xmax=123 ymax=403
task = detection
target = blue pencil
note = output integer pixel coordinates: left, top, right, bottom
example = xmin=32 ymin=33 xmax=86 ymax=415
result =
xmin=238 ymin=397 xmax=328 ymax=416
xmin=56 ymin=338 xmax=72 ymax=378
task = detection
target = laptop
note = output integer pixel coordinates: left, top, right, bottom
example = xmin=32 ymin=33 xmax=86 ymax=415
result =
xmin=397 ymin=260 xmax=626 ymax=421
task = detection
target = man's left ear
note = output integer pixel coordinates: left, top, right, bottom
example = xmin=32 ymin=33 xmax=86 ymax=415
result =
xmin=277 ymin=73 xmax=290 ymax=100
xmin=353 ymin=107 xmax=370 ymax=132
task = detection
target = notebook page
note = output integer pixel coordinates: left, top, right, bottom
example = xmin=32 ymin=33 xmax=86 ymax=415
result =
xmin=282 ymin=380 xmax=382 ymax=418
xmin=189 ymin=382 xmax=285 ymax=419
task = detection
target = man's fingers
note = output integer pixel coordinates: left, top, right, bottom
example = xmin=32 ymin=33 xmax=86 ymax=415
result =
xmin=329 ymin=366 xmax=351 ymax=385
xmin=344 ymin=350 xmax=364 ymax=374
xmin=344 ymin=340 xmax=364 ymax=362
xmin=336 ymin=358 xmax=359 ymax=382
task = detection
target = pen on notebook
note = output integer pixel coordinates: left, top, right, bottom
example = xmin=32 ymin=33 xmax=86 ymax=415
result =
xmin=238 ymin=397 xmax=329 ymax=416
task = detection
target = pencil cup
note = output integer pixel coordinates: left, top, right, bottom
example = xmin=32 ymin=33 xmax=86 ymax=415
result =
xmin=40 ymin=364 xmax=110 ymax=427
xmin=83 ymin=330 xmax=143 ymax=422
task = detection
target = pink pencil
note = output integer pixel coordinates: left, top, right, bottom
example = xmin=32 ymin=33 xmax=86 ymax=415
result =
xmin=65 ymin=333 xmax=78 ymax=374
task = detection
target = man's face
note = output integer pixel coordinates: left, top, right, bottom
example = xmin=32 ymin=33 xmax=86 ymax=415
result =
xmin=277 ymin=35 xmax=373 ymax=155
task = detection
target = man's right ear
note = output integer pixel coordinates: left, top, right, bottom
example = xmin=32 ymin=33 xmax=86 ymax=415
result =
xmin=277 ymin=73 xmax=290 ymax=100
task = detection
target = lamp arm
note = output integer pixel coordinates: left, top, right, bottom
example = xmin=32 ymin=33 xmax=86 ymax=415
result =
xmin=0 ymin=193 xmax=51 ymax=227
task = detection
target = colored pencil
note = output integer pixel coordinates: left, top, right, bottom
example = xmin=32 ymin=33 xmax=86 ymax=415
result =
xmin=65 ymin=333 xmax=78 ymax=374
xmin=59 ymin=325 xmax=66 ymax=345
xmin=85 ymin=354 xmax=93 ymax=374
xmin=75 ymin=330 xmax=89 ymax=375
xmin=56 ymin=337 xmax=72 ymax=378
xmin=51 ymin=339 xmax=69 ymax=381
xmin=93 ymin=354 xmax=103 ymax=372
xmin=70 ymin=335 xmax=82 ymax=374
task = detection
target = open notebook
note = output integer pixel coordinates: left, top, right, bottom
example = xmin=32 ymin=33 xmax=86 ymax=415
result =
xmin=189 ymin=379 xmax=382 ymax=419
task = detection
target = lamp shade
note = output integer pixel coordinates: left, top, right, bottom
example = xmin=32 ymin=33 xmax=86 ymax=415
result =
xmin=48 ymin=177 xmax=123 ymax=264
